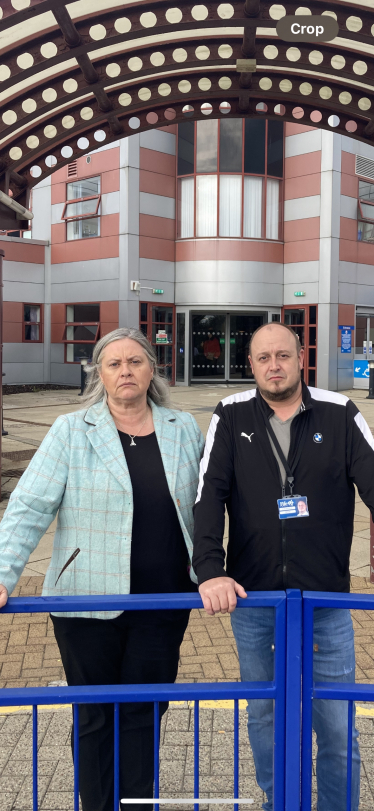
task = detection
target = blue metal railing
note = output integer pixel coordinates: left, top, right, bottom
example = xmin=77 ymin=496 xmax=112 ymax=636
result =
xmin=1 ymin=590 xmax=372 ymax=811
xmin=301 ymin=591 xmax=374 ymax=811
xmin=0 ymin=592 xmax=287 ymax=811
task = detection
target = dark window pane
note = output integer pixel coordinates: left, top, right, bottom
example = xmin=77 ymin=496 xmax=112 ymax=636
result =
xmin=140 ymin=303 xmax=148 ymax=322
xmin=219 ymin=119 xmax=242 ymax=172
xmin=308 ymin=369 xmax=316 ymax=386
xmin=229 ymin=315 xmax=263 ymax=380
xmin=73 ymin=304 xmax=100 ymax=322
xmin=140 ymin=324 xmax=148 ymax=336
xmin=191 ymin=314 xmax=225 ymax=379
xmin=196 ymin=120 xmax=218 ymax=173
xmin=284 ymin=309 xmax=305 ymax=325
xmin=178 ymin=122 xmax=195 ymax=175
xmin=25 ymin=324 xmax=39 ymax=340
xmin=66 ymin=343 xmax=94 ymax=362
xmin=267 ymin=120 xmax=284 ymax=177
xmin=309 ymin=326 xmax=316 ymax=345
xmin=308 ymin=348 xmax=316 ymax=367
xmin=176 ymin=313 xmax=185 ymax=382
xmin=272 ymin=314 xmax=280 ymax=322
xmin=244 ymin=119 xmax=265 ymax=175
xmin=24 ymin=305 xmax=40 ymax=323
xmin=152 ymin=307 xmax=173 ymax=324
xmin=309 ymin=306 xmax=317 ymax=324
xmin=66 ymin=324 xmax=97 ymax=341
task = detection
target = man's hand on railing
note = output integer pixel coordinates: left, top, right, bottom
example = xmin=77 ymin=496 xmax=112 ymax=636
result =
xmin=0 ymin=584 xmax=8 ymax=608
xmin=198 ymin=576 xmax=247 ymax=615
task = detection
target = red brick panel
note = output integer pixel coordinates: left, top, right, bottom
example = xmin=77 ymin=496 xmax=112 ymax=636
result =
xmin=101 ymin=213 xmax=119 ymax=237
xmin=51 ymin=236 xmax=119 ymax=264
xmin=284 ymin=218 xmax=320 ymax=242
xmin=51 ymin=222 xmax=65 ymax=244
xmin=285 ymin=123 xmax=316 ymax=136
xmin=139 ymin=214 xmax=175 ymax=240
xmin=102 ymin=170 xmax=120 ymax=194
xmin=139 ymin=170 xmax=175 ymax=198
xmin=0 ymin=240 xmax=44 ymax=263
xmin=139 ymin=236 xmax=175 ymax=262
xmin=284 ymin=239 xmax=320 ymax=263
xmin=51 ymin=183 xmax=66 ymax=205
xmin=101 ymin=322 xmax=119 ymax=336
xmin=3 ymin=301 xmax=23 ymax=342
xmin=340 ymin=217 xmax=357 ymax=241
xmin=51 ymin=303 xmax=66 ymax=343
xmin=341 ymin=173 xmax=358 ymax=198
xmin=337 ymin=304 xmax=355 ymax=347
xmin=176 ymin=239 xmax=283 ymax=263
xmin=284 ymin=152 xmax=321 ymax=179
xmin=139 ymin=148 xmax=175 ymax=177
xmin=284 ymin=173 xmax=321 ymax=200
xmin=341 ymin=152 xmax=356 ymax=176
xmin=101 ymin=301 xmax=119 ymax=323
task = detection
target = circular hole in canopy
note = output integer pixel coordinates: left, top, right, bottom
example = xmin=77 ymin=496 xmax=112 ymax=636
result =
xmin=146 ymin=112 xmax=158 ymax=124
xmin=61 ymin=145 xmax=73 ymax=158
xmin=182 ymin=105 xmax=194 ymax=117
xmin=310 ymin=110 xmax=322 ymax=123
xmin=345 ymin=121 xmax=358 ymax=133
xmin=201 ymin=103 xmax=213 ymax=115
xmin=274 ymin=104 xmax=286 ymax=115
xmin=45 ymin=155 xmax=57 ymax=167
xmin=94 ymin=130 xmax=106 ymax=142
xmin=129 ymin=117 xmax=140 ymax=129
xmin=256 ymin=102 xmax=268 ymax=112
xmin=328 ymin=114 xmax=340 ymax=127
xmin=269 ymin=4 xmax=286 ymax=19
xmin=77 ymin=137 xmax=90 ymax=149
xmin=164 ymin=108 xmax=176 ymax=120
xmin=30 ymin=165 xmax=42 ymax=178
xmin=292 ymin=107 xmax=304 ymax=119
xmin=219 ymin=101 xmax=231 ymax=114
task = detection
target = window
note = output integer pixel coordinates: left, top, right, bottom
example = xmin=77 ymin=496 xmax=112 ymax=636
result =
xmin=177 ymin=119 xmax=283 ymax=240
xmin=62 ymin=176 xmax=101 ymax=241
xmin=358 ymin=180 xmax=374 ymax=243
xmin=140 ymin=303 xmax=175 ymax=382
xmin=63 ymin=303 xmax=100 ymax=362
xmin=23 ymin=304 xmax=42 ymax=341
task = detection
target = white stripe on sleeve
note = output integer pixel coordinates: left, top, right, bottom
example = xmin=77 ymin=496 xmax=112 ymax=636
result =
xmin=354 ymin=412 xmax=374 ymax=451
xmin=195 ymin=414 xmax=220 ymax=504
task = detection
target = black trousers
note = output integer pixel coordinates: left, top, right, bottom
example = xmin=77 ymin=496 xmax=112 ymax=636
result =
xmin=52 ymin=610 xmax=190 ymax=811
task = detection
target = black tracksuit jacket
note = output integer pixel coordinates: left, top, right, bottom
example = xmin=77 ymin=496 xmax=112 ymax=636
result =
xmin=192 ymin=382 xmax=374 ymax=593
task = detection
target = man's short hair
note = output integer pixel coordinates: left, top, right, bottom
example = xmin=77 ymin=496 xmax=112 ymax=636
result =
xmin=249 ymin=322 xmax=302 ymax=356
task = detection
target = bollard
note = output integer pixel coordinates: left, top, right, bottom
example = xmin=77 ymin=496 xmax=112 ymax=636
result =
xmin=367 ymin=359 xmax=374 ymax=399
xmin=78 ymin=359 xmax=88 ymax=396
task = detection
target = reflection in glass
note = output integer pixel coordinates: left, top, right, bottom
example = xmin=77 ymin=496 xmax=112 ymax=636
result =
xmin=66 ymin=343 xmax=94 ymax=362
xmin=219 ymin=176 xmax=242 ymax=236
xmin=178 ymin=121 xmax=194 ymax=175
xmin=179 ymin=177 xmax=194 ymax=238
xmin=67 ymin=218 xmax=99 ymax=240
xmin=266 ymin=179 xmax=279 ymax=239
xmin=355 ymin=316 xmax=367 ymax=354
xmin=229 ymin=315 xmax=263 ymax=380
xmin=24 ymin=305 xmax=40 ymax=323
xmin=67 ymin=176 xmax=100 ymax=200
xmin=66 ymin=325 xmax=97 ymax=341
xmin=267 ymin=121 xmax=284 ymax=178
xmin=196 ymin=176 xmax=217 ymax=236
xmin=191 ymin=314 xmax=225 ymax=379
xmin=156 ymin=345 xmax=173 ymax=380
xmin=243 ymin=177 xmax=262 ymax=238
xmin=25 ymin=325 xmax=39 ymax=340
xmin=244 ymin=119 xmax=265 ymax=175
xmin=196 ymin=119 xmax=218 ymax=173
xmin=176 ymin=313 xmax=185 ymax=382
xmin=152 ymin=307 xmax=173 ymax=324
xmin=219 ymin=119 xmax=242 ymax=172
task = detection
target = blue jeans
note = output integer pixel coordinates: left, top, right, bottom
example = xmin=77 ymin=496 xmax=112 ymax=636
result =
xmin=231 ymin=607 xmax=360 ymax=811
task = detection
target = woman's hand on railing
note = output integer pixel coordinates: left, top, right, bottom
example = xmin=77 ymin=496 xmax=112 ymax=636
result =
xmin=0 ymin=584 xmax=8 ymax=608
xmin=198 ymin=576 xmax=247 ymax=616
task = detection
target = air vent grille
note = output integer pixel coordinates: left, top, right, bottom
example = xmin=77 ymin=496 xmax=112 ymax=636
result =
xmin=355 ymin=155 xmax=374 ymax=181
xmin=67 ymin=160 xmax=78 ymax=178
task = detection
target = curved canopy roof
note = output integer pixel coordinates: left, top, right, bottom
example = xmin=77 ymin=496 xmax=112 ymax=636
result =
xmin=1 ymin=0 xmax=374 ymax=205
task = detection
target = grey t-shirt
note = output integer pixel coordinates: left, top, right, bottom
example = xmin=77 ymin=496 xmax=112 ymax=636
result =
xmin=267 ymin=406 xmax=301 ymax=485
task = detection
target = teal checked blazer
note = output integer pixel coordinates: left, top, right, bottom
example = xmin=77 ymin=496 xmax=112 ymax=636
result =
xmin=0 ymin=399 xmax=205 ymax=618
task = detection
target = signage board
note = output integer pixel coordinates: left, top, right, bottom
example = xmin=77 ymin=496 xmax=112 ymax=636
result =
xmin=354 ymin=360 xmax=370 ymax=380
xmin=156 ymin=330 xmax=168 ymax=344
xmin=339 ymin=325 xmax=353 ymax=354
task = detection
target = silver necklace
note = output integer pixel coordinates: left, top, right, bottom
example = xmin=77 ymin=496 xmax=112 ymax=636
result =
xmin=125 ymin=410 xmax=149 ymax=446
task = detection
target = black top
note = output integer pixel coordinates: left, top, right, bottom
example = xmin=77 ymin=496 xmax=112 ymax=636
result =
xmin=193 ymin=381 xmax=374 ymax=594
xmin=118 ymin=430 xmax=196 ymax=594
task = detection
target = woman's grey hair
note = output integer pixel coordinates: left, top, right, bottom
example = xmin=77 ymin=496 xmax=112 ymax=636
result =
xmin=81 ymin=327 xmax=171 ymax=409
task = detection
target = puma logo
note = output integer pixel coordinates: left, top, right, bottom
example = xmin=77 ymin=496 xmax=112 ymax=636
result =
xmin=241 ymin=432 xmax=254 ymax=442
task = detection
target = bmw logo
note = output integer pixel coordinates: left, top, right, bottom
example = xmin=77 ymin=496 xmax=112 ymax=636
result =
xmin=313 ymin=433 xmax=323 ymax=443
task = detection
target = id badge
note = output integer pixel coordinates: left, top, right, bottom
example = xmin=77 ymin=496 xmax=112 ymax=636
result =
xmin=277 ymin=495 xmax=309 ymax=520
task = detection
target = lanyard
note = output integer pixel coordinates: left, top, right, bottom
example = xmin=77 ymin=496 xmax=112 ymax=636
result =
xmin=261 ymin=407 xmax=308 ymax=498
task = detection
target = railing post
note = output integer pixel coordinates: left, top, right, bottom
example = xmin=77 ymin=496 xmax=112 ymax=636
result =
xmin=285 ymin=590 xmax=302 ymax=811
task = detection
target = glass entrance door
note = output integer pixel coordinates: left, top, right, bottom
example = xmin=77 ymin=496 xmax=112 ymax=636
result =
xmin=229 ymin=314 xmax=264 ymax=380
xmin=191 ymin=314 xmax=226 ymax=379
xmin=190 ymin=313 xmax=265 ymax=381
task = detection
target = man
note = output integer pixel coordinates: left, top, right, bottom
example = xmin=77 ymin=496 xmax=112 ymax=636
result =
xmin=192 ymin=322 xmax=374 ymax=811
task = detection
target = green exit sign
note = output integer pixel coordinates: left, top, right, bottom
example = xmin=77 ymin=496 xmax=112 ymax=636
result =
xmin=294 ymin=291 xmax=306 ymax=297
xmin=153 ymin=288 xmax=164 ymax=294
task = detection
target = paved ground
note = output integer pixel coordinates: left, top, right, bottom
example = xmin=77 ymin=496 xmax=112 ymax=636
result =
xmin=0 ymin=385 xmax=374 ymax=809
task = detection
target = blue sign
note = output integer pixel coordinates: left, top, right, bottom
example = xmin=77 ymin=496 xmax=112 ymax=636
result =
xmin=338 ymin=325 xmax=353 ymax=354
xmin=354 ymin=360 xmax=370 ymax=379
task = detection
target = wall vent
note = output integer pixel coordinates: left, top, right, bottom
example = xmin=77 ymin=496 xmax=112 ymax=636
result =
xmin=67 ymin=160 xmax=78 ymax=178
xmin=355 ymin=155 xmax=374 ymax=180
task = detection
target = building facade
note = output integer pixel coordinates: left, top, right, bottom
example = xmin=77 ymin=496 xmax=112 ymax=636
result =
xmin=1 ymin=120 xmax=374 ymax=390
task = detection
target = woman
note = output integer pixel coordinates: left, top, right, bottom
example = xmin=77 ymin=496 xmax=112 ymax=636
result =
xmin=0 ymin=327 xmax=204 ymax=811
